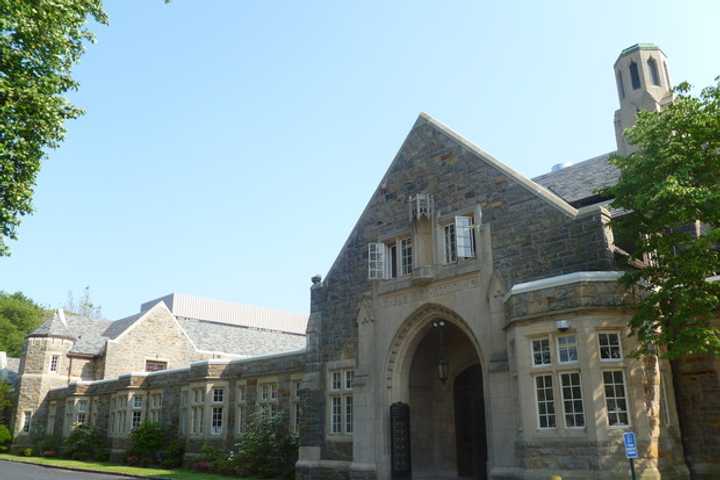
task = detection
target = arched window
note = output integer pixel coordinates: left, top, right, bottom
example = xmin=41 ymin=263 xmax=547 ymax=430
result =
xmin=616 ymin=70 xmax=626 ymax=99
xmin=629 ymin=61 xmax=641 ymax=90
xmin=647 ymin=57 xmax=661 ymax=86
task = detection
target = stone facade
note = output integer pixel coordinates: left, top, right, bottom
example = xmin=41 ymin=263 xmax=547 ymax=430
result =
xmin=8 ymin=43 xmax=720 ymax=480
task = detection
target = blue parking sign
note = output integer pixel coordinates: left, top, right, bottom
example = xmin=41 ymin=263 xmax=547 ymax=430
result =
xmin=623 ymin=432 xmax=638 ymax=459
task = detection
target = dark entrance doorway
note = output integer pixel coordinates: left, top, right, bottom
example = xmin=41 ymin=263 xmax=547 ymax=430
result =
xmin=454 ymin=364 xmax=487 ymax=480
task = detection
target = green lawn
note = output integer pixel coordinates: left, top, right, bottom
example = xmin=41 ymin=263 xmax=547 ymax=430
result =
xmin=0 ymin=453 xmax=253 ymax=479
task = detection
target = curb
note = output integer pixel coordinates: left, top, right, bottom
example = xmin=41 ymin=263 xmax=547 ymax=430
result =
xmin=0 ymin=458 xmax=172 ymax=479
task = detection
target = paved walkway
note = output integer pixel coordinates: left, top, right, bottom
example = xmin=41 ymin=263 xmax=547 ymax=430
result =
xmin=0 ymin=461 xmax=134 ymax=480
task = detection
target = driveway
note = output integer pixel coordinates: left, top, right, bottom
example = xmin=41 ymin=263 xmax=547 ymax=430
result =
xmin=0 ymin=461 xmax=134 ymax=479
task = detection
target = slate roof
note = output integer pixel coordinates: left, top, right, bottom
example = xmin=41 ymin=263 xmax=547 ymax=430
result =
xmin=29 ymin=304 xmax=306 ymax=358
xmin=532 ymin=152 xmax=620 ymax=206
xmin=176 ymin=317 xmax=306 ymax=357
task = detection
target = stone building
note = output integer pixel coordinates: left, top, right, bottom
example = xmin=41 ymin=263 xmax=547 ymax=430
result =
xmin=8 ymin=44 xmax=720 ymax=479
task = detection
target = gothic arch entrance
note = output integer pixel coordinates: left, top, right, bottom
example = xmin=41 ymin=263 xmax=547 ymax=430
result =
xmin=385 ymin=305 xmax=487 ymax=480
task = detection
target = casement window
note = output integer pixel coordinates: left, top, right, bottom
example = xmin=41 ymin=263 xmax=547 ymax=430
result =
xmin=110 ymin=395 xmax=129 ymax=436
xmin=22 ymin=410 xmax=32 ymax=433
xmin=49 ymin=355 xmax=59 ymax=373
xmin=212 ymin=387 xmax=225 ymax=403
xmin=145 ymin=360 xmax=167 ymax=372
xmin=290 ymin=379 xmax=302 ymax=434
xmin=368 ymin=243 xmax=387 ymax=280
xmin=603 ymin=370 xmax=630 ymax=427
xmin=211 ymin=407 xmax=224 ymax=435
xmin=560 ymin=372 xmax=585 ymax=428
xmin=598 ymin=332 xmax=623 ymax=361
xmin=149 ymin=393 xmax=162 ymax=424
xmin=328 ymin=368 xmax=353 ymax=436
xmin=131 ymin=394 xmax=143 ymax=430
xmin=47 ymin=402 xmax=56 ymax=435
xmin=132 ymin=411 xmax=142 ymax=430
xmin=444 ymin=216 xmax=475 ymax=264
xmin=531 ymin=338 xmax=552 ymax=367
xmin=257 ymin=381 xmax=279 ymax=418
xmin=190 ymin=387 xmax=205 ymax=435
xmin=179 ymin=389 xmax=188 ymax=435
xmin=557 ymin=335 xmax=578 ymax=364
xmin=534 ymin=375 xmax=556 ymax=429
xmin=75 ymin=399 xmax=88 ymax=426
xmin=236 ymin=384 xmax=246 ymax=434
xmin=400 ymin=238 xmax=413 ymax=276
xmin=368 ymin=238 xmax=414 ymax=280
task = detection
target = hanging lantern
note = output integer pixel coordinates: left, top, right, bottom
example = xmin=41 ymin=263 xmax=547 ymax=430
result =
xmin=432 ymin=320 xmax=449 ymax=383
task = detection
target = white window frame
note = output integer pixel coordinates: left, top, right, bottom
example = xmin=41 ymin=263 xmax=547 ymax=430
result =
xmin=559 ymin=371 xmax=585 ymax=428
xmin=603 ymin=369 xmax=631 ymax=428
xmin=444 ymin=215 xmax=475 ymax=263
xmin=368 ymin=242 xmax=387 ymax=280
xmin=328 ymin=367 xmax=353 ymax=436
xmin=531 ymin=337 xmax=552 ymax=367
xmin=400 ymin=237 xmax=413 ymax=276
xmin=556 ymin=335 xmax=578 ymax=364
xmin=211 ymin=406 xmax=224 ymax=435
xmin=212 ymin=387 xmax=225 ymax=403
xmin=257 ymin=380 xmax=279 ymax=418
xmin=598 ymin=332 xmax=624 ymax=361
xmin=534 ymin=374 xmax=556 ymax=430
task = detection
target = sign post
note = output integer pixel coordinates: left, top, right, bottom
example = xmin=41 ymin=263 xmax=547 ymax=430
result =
xmin=623 ymin=432 xmax=638 ymax=480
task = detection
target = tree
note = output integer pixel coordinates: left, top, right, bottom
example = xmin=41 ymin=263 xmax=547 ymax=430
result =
xmin=0 ymin=291 xmax=48 ymax=356
xmin=0 ymin=1 xmax=108 ymax=256
xmin=65 ymin=286 xmax=102 ymax=319
xmin=605 ymin=78 xmax=720 ymax=359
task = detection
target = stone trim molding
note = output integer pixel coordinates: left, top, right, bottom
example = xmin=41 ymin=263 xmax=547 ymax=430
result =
xmin=504 ymin=271 xmax=625 ymax=302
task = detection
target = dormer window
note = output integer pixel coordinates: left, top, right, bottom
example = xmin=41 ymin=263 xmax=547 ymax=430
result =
xmin=444 ymin=216 xmax=475 ymax=263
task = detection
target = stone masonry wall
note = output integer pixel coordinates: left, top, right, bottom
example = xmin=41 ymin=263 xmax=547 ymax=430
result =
xmin=302 ymin=114 xmax=617 ymax=470
xmin=103 ymin=305 xmax=197 ymax=379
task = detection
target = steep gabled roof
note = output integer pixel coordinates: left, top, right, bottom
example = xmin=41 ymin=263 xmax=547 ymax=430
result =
xmin=532 ymin=152 xmax=620 ymax=206
xmin=176 ymin=317 xmax=306 ymax=357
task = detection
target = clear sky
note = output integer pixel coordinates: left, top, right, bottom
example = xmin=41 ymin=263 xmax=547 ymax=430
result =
xmin=1 ymin=0 xmax=719 ymax=319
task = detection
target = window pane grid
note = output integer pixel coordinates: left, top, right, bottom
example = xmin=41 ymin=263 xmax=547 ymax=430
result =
xmin=560 ymin=372 xmax=585 ymax=427
xmin=603 ymin=370 xmax=630 ymax=426
xmin=557 ymin=335 xmax=578 ymax=363
xmin=599 ymin=333 xmax=623 ymax=360
xmin=535 ymin=375 xmax=556 ymax=429
xmin=532 ymin=338 xmax=551 ymax=366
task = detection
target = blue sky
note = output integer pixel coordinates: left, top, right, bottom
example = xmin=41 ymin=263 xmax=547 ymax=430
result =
xmin=2 ymin=0 xmax=719 ymax=319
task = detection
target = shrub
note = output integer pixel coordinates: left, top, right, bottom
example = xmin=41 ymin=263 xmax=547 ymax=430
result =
xmin=22 ymin=447 xmax=32 ymax=457
xmin=35 ymin=434 xmax=62 ymax=457
xmin=62 ymin=424 xmax=106 ymax=461
xmin=128 ymin=422 xmax=183 ymax=467
xmin=127 ymin=422 xmax=166 ymax=466
xmin=0 ymin=424 xmax=11 ymax=452
xmin=232 ymin=411 xmax=298 ymax=479
xmin=159 ymin=438 xmax=185 ymax=468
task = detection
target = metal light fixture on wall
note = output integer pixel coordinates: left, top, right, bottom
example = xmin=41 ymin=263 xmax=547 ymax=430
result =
xmin=432 ymin=320 xmax=449 ymax=383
